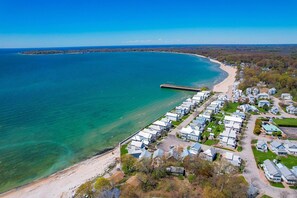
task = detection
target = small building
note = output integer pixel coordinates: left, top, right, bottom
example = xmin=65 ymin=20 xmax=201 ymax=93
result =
xmin=257 ymin=93 xmax=270 ymax=100
xmin=153 ymin=120 xmax=171 ymax=130
xmin=256 ymin=140 xmax=268 ymax=152
xmin=153 ymin=149 xmax=164 ymax=159
xmin=263 ymin=159 xmax=281 ymax=183
xmin=167 ymin=148 xmax=180 ymax=161
xmin=181 ymin=148 xmax=192 ymax=160
xmin=180 ymin=126 xmax=201 ymax=142
xmin=277 ymin=163 xmax=297 ymax=184
xmin=224 ymin=152 xmax=242 ymax=166
xmin=268 ymin=88 xmax=277 ymax=95
xmin=286 ymin=105 xmax=297 ymax=115
xmin=258 ymin=100 xmax=270 ymax=108
xmin=252 ymin=88 xmax=259 ymax=96
xmin=262 ymin=123 xmax=282 ymax=135
xmin=165 ymin=112 xmax=180 ymax=121
xmin=281 ymin=93 xmax=292 ymax=100
xmin=166 ymin=166 xmax=185 ymax=176
xmin=270 ymin=106 xmax=279 ymax=115
xmin=189 ymin=142 xmax=202 ymax=155
xmin=285 ymin=140 xmax=297 ymax=155
xmin=270 ymin=141 xmax=287 ymax=155
xmin=203 ymin=147 xmax=217 ymax=161
xmin=139 ymin=149 xmax=152 ymax=160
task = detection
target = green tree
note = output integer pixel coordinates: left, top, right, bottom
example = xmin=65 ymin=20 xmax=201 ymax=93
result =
xmin=94 ymin=177 xmax=111 ymax=191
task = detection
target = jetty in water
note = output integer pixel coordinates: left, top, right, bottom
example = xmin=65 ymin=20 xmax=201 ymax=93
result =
xmin=160 ymin=84 xmax=201 ymax=92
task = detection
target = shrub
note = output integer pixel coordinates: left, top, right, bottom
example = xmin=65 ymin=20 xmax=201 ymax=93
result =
xmin=121 ymin=154 xmax=137 ymax=174
xmin=94 ymin=177 xmax=111 ymax=191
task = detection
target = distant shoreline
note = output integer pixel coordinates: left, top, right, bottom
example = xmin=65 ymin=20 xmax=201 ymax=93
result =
xmin=0 ymin=52 xmax=235 ymax=198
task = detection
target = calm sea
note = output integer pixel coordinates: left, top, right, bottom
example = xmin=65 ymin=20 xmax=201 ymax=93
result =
xmin=0 ymin=50 xmax=226 ymax=192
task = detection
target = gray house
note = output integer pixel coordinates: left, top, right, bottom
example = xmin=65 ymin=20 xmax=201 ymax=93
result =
xmin=202 ymin=147 xmax=217 ymax=161
xmin=270 ymin=141 xmax=287 ymax=155
xmin=277 ymin=163 xmax=297 ymax=184
xmin=263 ymin=159 xmax=281 ymax=182
xmin=256 ymin=140 xmax=268 ymax=152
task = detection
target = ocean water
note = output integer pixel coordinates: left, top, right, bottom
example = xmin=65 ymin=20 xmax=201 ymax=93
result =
xmin=0 ymin=51 xmax=226 ymax=192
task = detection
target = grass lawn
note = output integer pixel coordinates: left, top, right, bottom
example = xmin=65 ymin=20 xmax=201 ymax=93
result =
xmin=273 ymin=118 xmax=297 ymax=127
xmin=223 ymin=102 xmax=239 ymax=113
xmin=204 ymin=139 xmax=219 ymax=146
xmin=206 ymin=121 xmax=224 ymax=137
xmin=261 ymin=195 xmax=272 ymax=198
xmin=289 ymin=185 xmax=297 ymax=189
xmin=251 ymin=139 xmax=258 ymax=144
xmin=237 ymin=146 xmax=243 ymax=152
xmin=172 ymin=114 xmax=190 ymax=126
xmin=269 ymin=181 xmax=285 ymax=188
xmin=252 ymin=146 xmax=297 ymax=168
xmin=120 ymin=144 xmax=128 ymax=156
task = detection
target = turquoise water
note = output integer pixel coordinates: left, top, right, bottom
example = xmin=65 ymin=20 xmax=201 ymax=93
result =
xmin=0 ymin=51 xmax=226 ymax=192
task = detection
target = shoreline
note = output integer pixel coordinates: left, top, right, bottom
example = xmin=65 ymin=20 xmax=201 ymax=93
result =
xmin=0 ymin=53 xmax=236 ymax=198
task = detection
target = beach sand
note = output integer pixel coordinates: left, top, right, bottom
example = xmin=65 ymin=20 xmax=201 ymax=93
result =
xmin=0 ymin=147 xmax=120 ymax=198
xmin=0 ymin=54 xmax=236 ymax=198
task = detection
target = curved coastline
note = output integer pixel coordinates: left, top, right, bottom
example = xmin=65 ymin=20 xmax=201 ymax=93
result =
xmin=0 ymin=53 xmax=236 ymax=198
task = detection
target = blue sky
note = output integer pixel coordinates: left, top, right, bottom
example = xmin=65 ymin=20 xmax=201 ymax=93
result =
xmin=1 ymin=0 xmax=297 ymax=48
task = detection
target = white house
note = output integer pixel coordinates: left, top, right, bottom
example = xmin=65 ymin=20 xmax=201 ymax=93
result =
xmin=253 ymin=88 xmax=259 ymax=96
xmin=258 ymin=100 xmax=270 ymax=108
xmin=263 ymin=159 xmax=282 ymax=182
xmin=142 ymin=128 xmax=159 ymax=139
xmin=277 ymin=163 xmax=297 ymax=184
xmin=286 ymin=105 xmax=297 ymax=115
xmin=179 ymin=126 xmax=201 ymax=141
xmin=200 ymin=110 xmax=213 ymax=121
xmin=268 ymin=88 xmax=277 ymax=95
xmin=257 ymin=93 xmax=270 ymax=100
xmin=224 ymin=115 xmax=243 ymax=126
xmin=224 ymin=152 xmax=242 ymax=166
xmin=256 ymin=140 xmax=268 ymax=152
xmin=270 ymin=141 xmax=287 ymax=155
xmin=281 ymin=93 xmax=292 ymax=100
xmin=165 ymin=112 xmax=180 ymax=121
xmin=137 ymin=131 xmax=154 ymax=145
xmin=285 ymin=140 xmax=297 ymax=155
xmin=270 ymin=106 xmax=279 ymax=115
xmin=203 ymin=147 xmax=217 ymax=161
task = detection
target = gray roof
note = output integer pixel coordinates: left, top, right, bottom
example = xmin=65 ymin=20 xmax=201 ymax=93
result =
xmin=270 ymin=141 xmax=283 ymax=149
xmin=191 ymin=142 xmax=201 ymax=151
xmin=153 ymin=149 xmax=164 ymax=159
xmin=257 ymin=140 xmax=267 ymax=147
xmin=292 ymin=166 xmax=297 ymax=177
xmin=181 ymin=149 xmax=191 ymax=159
xmin=139 ymin=149 xmax=152 ymax=159
xmin=168 ymin=148 xmax=179 ymax=160
xmin=279 ymin=165 xmax=297 ymax=180
xmin=263 ymin=159 xmax=281 ymax=176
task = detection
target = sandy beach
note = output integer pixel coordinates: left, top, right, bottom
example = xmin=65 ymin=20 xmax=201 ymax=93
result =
xmin=0 ymin=53 xmax=235 ymax=198
xmin=0 ymin=147 xmax=120 ymax=198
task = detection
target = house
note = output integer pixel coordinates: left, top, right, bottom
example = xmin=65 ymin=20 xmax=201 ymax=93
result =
xmin=191 ymin=116 xmax=207 ymax=129
xmin=143 ymin=128 xmax=160 ymax=138
xmin=200 ymin=110 xmax=213 ymax=121
xmin=246 ymin=88 xmax=252 ymax=95
xmin=224 ymin=152 xmax=242 ymax=166
xmin=189 ymin=142 xmax=202 ymax=155
xmin=286 ymin=105 xmax=297 ymax=115
xmin=263 ymin=159 xmax=282 ymax=182
xmin=253 ymin=88 xmax=259 ymax=96
xmin=128 ymin=141 xmax=145 ymax=158
xmin=281 ymin=93 xmax=292 ymax=100
xmin=139 ymin=149 xmax=152 ymax=160
xmin=180 ymin=126 xmax=201 ymax=141
xmin=270 ymin=141 xmax=287 ymax=155
xmin=262 ymin=123 xmax=282 ymax=135
xmin=291 ymin=166 xmax=297 ymax=177
xmin=257 ymin=93 xmax=270 ymax=100
xmin=232 ymin=111 xmax=246 ymax=120
xmin=137 ymin=131 xmax=154 ymax=145
xmin=268 ymin=88 xmax=277 ymax=95
xmin=166 ymin=166 xmax=185 ymax=176
xmin=285 ymin=140 xmax=297 ymax=155
xmin=165 ymin=112 xmax=180 ymax=121
xmin=276 ymin=163 xmax=297 ymax=184
xmin=258 ymin=100 xmax=270 ymax=108
xmin=224 ymin=115 xmax=243 ymax=126
xmin=153 ymin=120 xmax=171 ymax=130
xmin=167 ymin=148 xmax=180 ymax=161
xmin=256 ymin=140 xmax=268 ymax=152
xmin=202 ymin=147 xmax=217 ymax=161
xmin=248 ymin=94 xmax=256 ymax=104
xmin=181 ymin=148 xmax=192 ymax=160
xmin=206 ymin=104 xmax=220 ymax=114
xmin=270 ymin=106 xmax=279 ymax=115
xmin=153 ymin=149 xmax=164 ymax=159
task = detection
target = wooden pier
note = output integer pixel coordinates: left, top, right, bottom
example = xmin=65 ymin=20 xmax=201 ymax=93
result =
xmin=160 ymin=84 xmax=201 ymax=92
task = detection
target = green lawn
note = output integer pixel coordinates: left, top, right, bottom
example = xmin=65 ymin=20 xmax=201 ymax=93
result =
xmin=223 ymin=102 xmax=239 ymax=113
xmin=269 ymin=181 xmax=285 ymax=188
xmin=237 ymin=146 xmax=243 ymax=152
xmin=261 ymin=195 xmax=272 ymax=198
xmin=289 ymin=185 xmax=297 ymax=189
xmin=273 ymin=118 xmax=297 ymax=127
xmin=120 ymin=144 xmax=128 ymax=156
xmin=252 ymin=146 xmax=297 ymax=168
xmin=205 ymin=121 xmax=224 ymax=137
xmin=172 ymin=114 xmax=190 ymax=126
xmin=204 ymin=139 xmax=219 ymax=146
xmin=251 ymin=139 xmax=258 ymax=144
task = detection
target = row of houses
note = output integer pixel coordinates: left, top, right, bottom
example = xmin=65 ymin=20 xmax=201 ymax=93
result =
xmin=263 ymin=159 xmax=297 ymax=184
xmin=219 ymin=114 xmax=244 ymax=148
xmin=256 ymin=140 xmax=297 ymax=156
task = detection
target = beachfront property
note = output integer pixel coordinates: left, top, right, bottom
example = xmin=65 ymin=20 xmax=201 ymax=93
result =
xmin=270 ymin=141 xmax=288 ymax=155
xmin=142 ymin=128 xmax=160 ymax=139
xmin=148 ymin=124 xmax=164 ymax=134
xmin=256 ymin=140 xmax=268 ymax=152
xmin=284 ymin=140 xmax=297 ymax=155
xmin=263 ymin=159 xmax=282 ymax=182
xmin=258 ymin=100 xmax=270 ymax=108
xmin=262 ymin=123 xmax=282 ymax=135
xmin=257 ymin=93 xmax=270 ymax=100
xmin=224 ymin=152 xmax=242 ymax=166
xmin=189 ymin=142 xmax=202 ymax=155
xmin=268 ymin=88 xmax=277 ymax=95
xmin=281 ymin=93 xmax=293 ymax=100
xmin=127 ymin=141 xmax=145 ymax=158
xmin=153 ymin=120 xmax=172 ymax=130
xmin=286 ymin=104 xmax=297 ymax=115
xmin=165 ymin=112 xmax=180 ymax=121
xmin=276 ymin=163 xmax=297 ymax=184
xmin=179 ymin=126 xmax=201 ymax=141
xmin=202 ymin=147 xmax=217 ymax=161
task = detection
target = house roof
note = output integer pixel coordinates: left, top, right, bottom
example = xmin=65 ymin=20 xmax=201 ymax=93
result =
xmin=191 ymin=142 xmax=201 ymax=151
xmin=262 ymin=124 xmax=281 ymax=132
xmin=204 ymin=147 xmax=216 ymax=157
xmin=138 ymin=131 xmax=152 ymax=139
xmin=168 ymin=148 xmax=179 ymax=160
xmin=153 ymin=120 xmax=167 ymax=127
xmin=181 ymin=149 xmax=191 ymax=159
xmin=279 ymin=165 xmax=297 ymax=180
xmin=270 ymin=140 xmax=284 ymax=149
xmin=130 ymin=140 xmax=144 ymax=148
xmin=166 ymin=112 xmax=178 ymax=117
xmin=263 ymin=159 xmax=280 ymax=176
xmin=257 ymin=140 xmax=267 ymax=148
xmin=285 ymin=140 xmax=297 ymax=148
xmin=224 ymin=116 xmax=243 ymax=123
xmin=225 ymin=152 xmax=234 ymax=160
xmin=139 ymin=149 xmax=152 ymax=159
xmin=153 ymin=149 xmax=164 ymax=159
xmin=143 ymin=128 xmax=158 ymax=135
